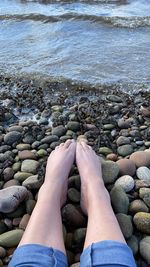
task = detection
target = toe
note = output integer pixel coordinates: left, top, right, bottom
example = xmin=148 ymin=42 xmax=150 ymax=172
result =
xmin=80 ymin=141 xmax=89 ymax=151
xmin=64 ymin=139 xmax=74 ymax=149
xmin=55 ymin=143 xmax=64 ymax=150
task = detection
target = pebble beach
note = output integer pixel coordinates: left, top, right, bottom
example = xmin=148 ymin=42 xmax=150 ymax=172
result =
xmin=0 ymin=75 xmax=150 ymax=266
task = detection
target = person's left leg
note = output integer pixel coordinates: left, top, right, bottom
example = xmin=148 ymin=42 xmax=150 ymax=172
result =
xmin=9 ymin=139 xmax=76 ymax=267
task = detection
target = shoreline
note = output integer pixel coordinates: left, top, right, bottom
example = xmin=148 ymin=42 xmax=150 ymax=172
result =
xmin=0 ymin=74 xmax=150 ymax=266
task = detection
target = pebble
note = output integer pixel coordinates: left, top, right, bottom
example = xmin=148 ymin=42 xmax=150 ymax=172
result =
xmin=107 ymin=95 xmax=122 ymax=103
xmin=0 ymin=246 xmax=6 ymax=257
xmin=116 ymin=159 xmax=136 ymax=176
xmin=52 ymin=126 xmax=66 ymax=137
xmin=115 ymin=175 xmax=134 ymax=192
xmin=16 ymin=144 xmax=31 ymax=151
xmin=67 ymin=121 xmax=80 ymax=132
xmin=136 ymin=167 xmax=150 ymax=183
xmin=0 ymin=229 xmax=24 ymax=247
xmin=140 ymin=237 xmax=150 ymax=264
xmin=14 ymin=172 xmax=33 ymax=182
xmin=26 ymin=199 xmax=36 ymax=215
xmin=3 ymin=179 xmax=20 ymax=188
xmin=118 ymin=118 xmax=131 ymax=129
xmin=73 ymin=228 xmax=86 ymax=245
xmin=0 ymin=222 xmax=8 ymax=235
xmin=68 ymin=188 xmax=80 ymax=203
xmin=62 ymin=204 xmax=86 ymax=228
xmin=41 ymin=135 xmax=59 ymax=144
xmin=21 ymin=160 xmax=39 ymax=174
xmin=99 ymin=147 xmax=113 ymax=155
xmin=129 ymin=200 xmax=149 ymax=214
xmin=139 ymin=188 xmax=150 ymax=208
xmin=117 ymin=144 xmax=133 ymax=157
xmin=23 ymin=175 xmax=43 ymax=190
xmin=18 ymin=150 xmax=37 ymax=160
xmin=4 ymin=131 xmax=22 ymax=145
xmin=3 ymin=167 xmax=14 ymax=181
xmin=106 ymin=153 xmax=118 ymax=161
xmin=116 ymin=136 xmax=130 ymax=146
xmin=110 ymin=186 xmax=129 ymax=214
xmin=133 ymin=212 xmax=150 ymax=234
xmin=102 ymin=161 xmax=119 ymax=184
xmin=19 ymin=214 xmax=30 ymax=230
xmin=12 ymin=162 xmax=21 ymax=172
xmin=116 ymin=213 xmax=133 ymax=239
xmin=130 ymin=151 xmax=150 ymax=167
xmin=0 ymin=186 xmax=28 ymax=213
xmin=127 ymin=235 xmax=138 ymax=256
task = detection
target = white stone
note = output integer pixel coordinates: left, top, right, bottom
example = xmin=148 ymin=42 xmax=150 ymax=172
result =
xmin=136 ymin=167 xmax=150 ymax=182
xmin=115 ymin=175 xmax=135 ymax=192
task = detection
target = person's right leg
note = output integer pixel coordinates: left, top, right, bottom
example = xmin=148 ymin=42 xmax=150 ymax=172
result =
xmin=76 ymin=141 xmax=136 ymax=267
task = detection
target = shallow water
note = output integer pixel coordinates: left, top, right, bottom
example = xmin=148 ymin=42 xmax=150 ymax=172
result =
xmin=0 ymin=0 xmax=150 ymax=93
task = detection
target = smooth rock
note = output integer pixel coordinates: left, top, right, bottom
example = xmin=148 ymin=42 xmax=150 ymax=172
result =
xmin=107 ymin=95 xmax=122 ymax=103
xmin=18 ymin=150 xmax=37 ymax=160
xmin=0 ymin=186 xmax=28 ymax=213
xmin=68 ymin=175 xmax=81 ymax=190
xmin=106 ymin=153 xmax=118 ymax=162
xmin=129 ymin=200 xmax=149 ymax=214
xmin=26 ymin=199 xmax=36 ymax=215
xmin=139 ymin=188 xmax=150 ymax=208
xmin=110 ymin=186 xmax=129 ymax=214
xmin=23 ymin=175 xmax=43 ymax=190
xmin=52 ymin=126 xmax=66 ymax=137
xmin=127 ymin=235 xmax=138 ymax=255
xmin=136 ymin=167 xmax=150 ymax=183
xmin=4 ymin=131 xmax=22 ymax=145
xmin=102 ymin=161 xmax=119 ymax=184
xmin=140 ymin=237 xmax=150 ymax=264
xmin=16 ymin=144 xmax=31 ymax=151
xmin=116 ymin=136 xmax=130 ymax=146
xmin=19 ymin=214 xmax=30 ymax=230
xmin=67 ymin=121 xmax=80 ymax=132
xmin=99 ymin=147 xmax=113 ymax=155
xmin=6 ymin=204 xmax=26 ymax=219
xmin=117 ymin=145 xmax=133 ymax=157
xmin=12 ymin=162 xmax=21 ymax=172
xmin=116 ymin=213 xmax=133 ymax=239
xmin=0 ymin=229 xmax=24 ymax=247
xmin=41 ymin=135 xmax=59 ymax=144
xmin=3 ymin=167 xmax=14 ymax=181
xmin=21 ymin=160 xmax=39 ymax=174
xmin=0 ymin=222 xmax=8 ymax=235
xmin=0 ymin=246 xmax=6 ymax=257
xmin=115 ymin=175 xmax=135 ymax=192
xmin=68 ymin=188 xmax=80 ymax=203
xmin=117 ymin=159 xmax=136 ymax=176
xmin=118 ymin=118 xmax=131 ymax=129
xmin=133 ymin=212 xmax=150 ymax=234
xmin=73 ymin=228 xmax=86 ymax=245
xmin=14 ymin=172 xmax=33 ymax=182
xmin=8 ymin=126 xmax=23 ymax=132
xmin=3 ymin=179 xmax=20 ymax=189
xmin=130 ymin=151 xmax=150 ymax=167
xmin=37 ymin=149 xmax=47 ymax=157
xmin=62 ymin=204 xmax=86 ymax=228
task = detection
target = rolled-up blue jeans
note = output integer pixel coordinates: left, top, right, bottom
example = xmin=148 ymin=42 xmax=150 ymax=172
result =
xmin=9 ymin=240 xmax=137 ymax=267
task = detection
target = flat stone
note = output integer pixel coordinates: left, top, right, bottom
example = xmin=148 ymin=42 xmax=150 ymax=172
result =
xmin=3 ymin=167 xmax=14 ymax=181
xmin=0 ymin=229 xmax=24 ymax=247
xmin=18 ymin=150 xmax=37 ymax=160
xmin=116 ymin=159 xmax=136 ymax=176
xmin=0 ymin=186 xmax=28 ymax=213
xmin=116 ymin=213 xmax=133 ymax=239
xmin=4 ymin=131 xmax=22 ymax=145
xmin=62 ymin=204 xmax=86 ymax=228
xmin=67 ymin=121 xmax=80 ymax=132
xmin=133 ymin=212 xmax=150 ymax=234
xmin=68 ymin=188 xmax=80 ymax=203
xmin=8 ymin=126 xmax=23 ymax=132
xmin=22 ymin=175 xmax=43 ymax=190
xmin=117 ymin=145 xmax=133 ymax=157
xmin=99 ymin=147 xmax=113 ymax=155
xmin=41 ymin=135 xmax=59 ymax=144
xmin=106 ymin=153 xmax=118 ymax=161
xmin=118 ymin=118 xmax=131 ymax=129
xmin=107 ymin=95 xmax=122 ymax=103
xmin=21 ymin=160 xmax=39 ymax=174
xmin=3 ymin=179 xmax=20 ymax=189
xmin=139 ymin=188 xmax=150 ymax=208
xmin=136 ymin=167 xmax=150 ymax=183
xmin=115 ymin=175 xmax=135 ymax=192
xmin=129 ymin=200 xmax=149 ymax=215
xmin=130 ymin=151 xmax=150 ymax=167
xmin=127 ymin=235 xmax=138 ymax=256
xmin=19 ymin=214 xmax=30 ymax=230
xmin=14 ymin=172 xmax=33 ymax=182
xmin=140 ymin=237 xmax=150 ymax=264
xmin=26 ymin=199 xmax=36 ymax=215
xmin=110 ymin=186 xmax=129 ymax=214
xmin=102 ymin=161 xmax=119 ymax=184
xmin=52 ymin=126 xmax=66 ymax=137
xmin=116 ymin=136 xmax=130 ymax=146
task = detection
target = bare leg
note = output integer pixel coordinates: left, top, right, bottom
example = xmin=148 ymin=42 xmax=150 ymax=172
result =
xmin=19 ymin=139 xmax=76 ymax=255
xmin=76 ymin=141 xmax=126 ymax=250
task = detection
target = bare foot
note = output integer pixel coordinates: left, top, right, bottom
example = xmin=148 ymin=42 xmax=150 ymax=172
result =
xmin=39 ymin=139 xmax=76 ymax=206
xmin=76 ymin=141 xmax=109 ymax=214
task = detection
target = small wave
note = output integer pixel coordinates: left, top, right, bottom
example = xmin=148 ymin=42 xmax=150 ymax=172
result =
xmin=1 ymin=13 xmax=150 ymax=28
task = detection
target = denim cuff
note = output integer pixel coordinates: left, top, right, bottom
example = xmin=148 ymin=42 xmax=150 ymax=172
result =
xmin=80 ymin=240 xmax=137 ymax=267
xmin=9 ymin=244 xmax=68 ymax=267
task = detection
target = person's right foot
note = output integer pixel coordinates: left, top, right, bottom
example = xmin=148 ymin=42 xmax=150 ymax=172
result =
xmin=76 ymin=141 xmax=110 ymax=214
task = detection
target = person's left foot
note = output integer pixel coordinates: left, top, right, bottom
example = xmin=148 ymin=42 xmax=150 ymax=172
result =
xmin=40 ymin=139 xmax=76 ymax=206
